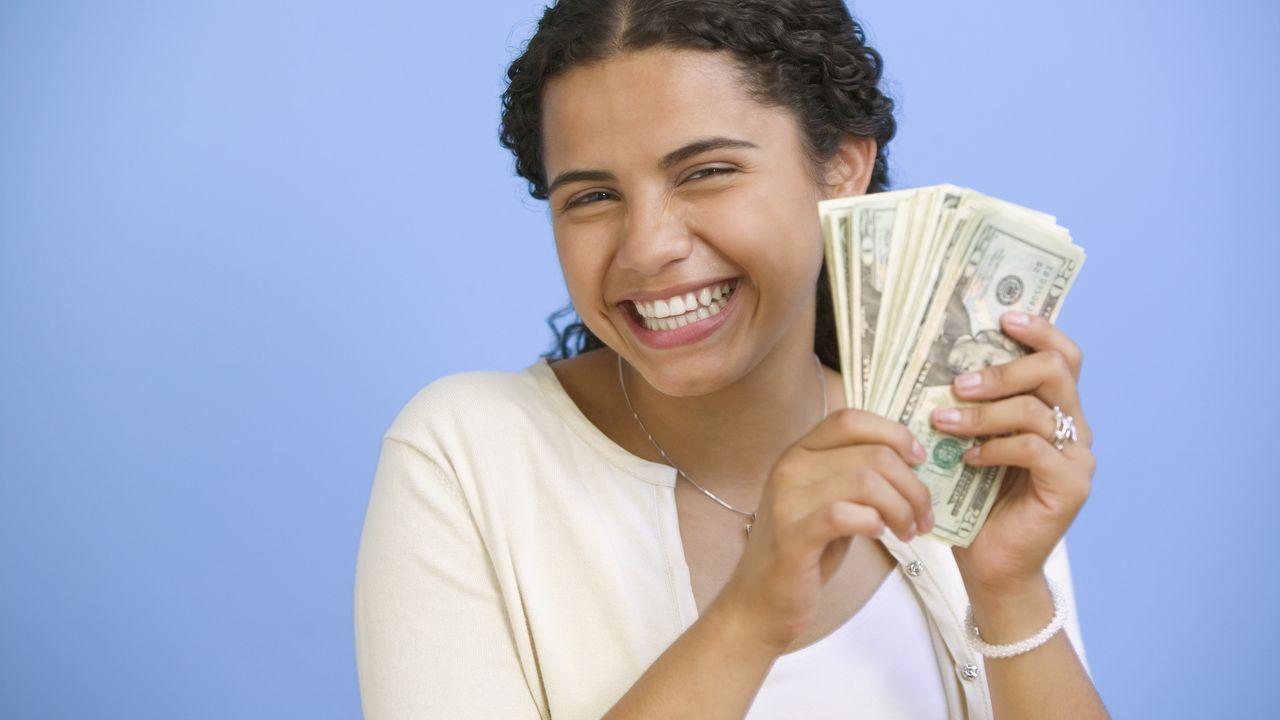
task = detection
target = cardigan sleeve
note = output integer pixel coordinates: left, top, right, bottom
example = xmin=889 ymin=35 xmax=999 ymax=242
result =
xmin=354 ymin=436 xmax=544 ymax=720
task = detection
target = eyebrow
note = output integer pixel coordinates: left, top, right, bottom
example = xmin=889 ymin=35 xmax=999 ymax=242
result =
xmin=659 ymin=137 xmax=758 ymax=169
xmin=546 ymin=136 xmax=759 ymax=196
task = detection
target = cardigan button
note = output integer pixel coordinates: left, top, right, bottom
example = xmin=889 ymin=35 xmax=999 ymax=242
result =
xmin=960 ymin=664 xmax=980 ymax=681
xmin=905 ymin=560 xmax=924 ymax=577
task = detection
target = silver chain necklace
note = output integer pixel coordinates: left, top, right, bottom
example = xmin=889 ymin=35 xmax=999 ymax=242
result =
xmin=617 ymin=353 xmax=828 ymax=538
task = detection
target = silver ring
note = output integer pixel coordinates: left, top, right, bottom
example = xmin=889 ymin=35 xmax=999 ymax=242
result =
xmin=1051 ymin=406 xmax=1078 ymax=451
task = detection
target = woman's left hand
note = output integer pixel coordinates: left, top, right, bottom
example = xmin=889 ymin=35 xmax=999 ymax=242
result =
xmin=930 ymin=310 xmax=1094 ymax=597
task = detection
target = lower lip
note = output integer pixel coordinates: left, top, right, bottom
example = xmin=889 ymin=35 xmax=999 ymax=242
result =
xmin=621 ymin=285 xmax=741 ymax=350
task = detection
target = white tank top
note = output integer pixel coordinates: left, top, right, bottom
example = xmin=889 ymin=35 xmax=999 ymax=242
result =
xmin=746 ymin=569 xmax=949 ymax=719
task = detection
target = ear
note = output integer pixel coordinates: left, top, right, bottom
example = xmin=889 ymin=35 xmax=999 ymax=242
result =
xmin=822 ymin=134 xmax=877 ymax=199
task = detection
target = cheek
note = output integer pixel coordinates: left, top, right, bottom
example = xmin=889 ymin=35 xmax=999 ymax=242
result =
xmin=694 ymin=185 xmax=824 ymax=278
xmin=553 ymin=226 xmax=614 ymax=306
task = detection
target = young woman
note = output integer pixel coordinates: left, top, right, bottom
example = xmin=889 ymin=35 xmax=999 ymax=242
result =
xmin=355 ymin=1 xmax=1107 ymax=717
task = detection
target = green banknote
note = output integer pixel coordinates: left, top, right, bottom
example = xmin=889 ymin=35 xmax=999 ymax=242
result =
xmin=819 ymin=187 xmax=1084 ymax=547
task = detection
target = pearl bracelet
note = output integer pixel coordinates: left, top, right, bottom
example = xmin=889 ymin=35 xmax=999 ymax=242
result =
xmin=963 ymin=578 xmax=1067 ymax=659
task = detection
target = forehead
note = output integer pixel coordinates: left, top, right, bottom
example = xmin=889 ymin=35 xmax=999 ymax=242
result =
xmin=541 ymin=48 xmax=794 ymax=176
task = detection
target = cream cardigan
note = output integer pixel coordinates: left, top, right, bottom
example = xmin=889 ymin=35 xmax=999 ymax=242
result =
xmin=354 ymin=358 xmax=1089 ymax=719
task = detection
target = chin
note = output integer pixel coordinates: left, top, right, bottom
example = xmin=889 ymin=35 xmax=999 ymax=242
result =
xmin=630 ymin=356 xmax=737 ymax=399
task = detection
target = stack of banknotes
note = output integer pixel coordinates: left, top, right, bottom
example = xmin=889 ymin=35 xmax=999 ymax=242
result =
xmin=819 ymin=185 xmax=1085 ymax=547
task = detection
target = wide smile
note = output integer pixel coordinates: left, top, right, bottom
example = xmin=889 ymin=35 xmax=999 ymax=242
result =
xmin=618 ymin=278 xmax=741 ymax=349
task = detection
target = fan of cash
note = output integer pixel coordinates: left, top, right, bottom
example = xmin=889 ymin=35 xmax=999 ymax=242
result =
xmin=819 ymin=185 xmax=1085 ymax=547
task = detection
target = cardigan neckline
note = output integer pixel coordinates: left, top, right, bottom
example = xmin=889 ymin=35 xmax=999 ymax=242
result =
xmin=527 ymin=356 xmax=679 ymax=488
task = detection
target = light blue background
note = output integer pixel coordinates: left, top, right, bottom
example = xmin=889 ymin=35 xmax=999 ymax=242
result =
xmin=2 ymin=1 xmax=1276 ymax=717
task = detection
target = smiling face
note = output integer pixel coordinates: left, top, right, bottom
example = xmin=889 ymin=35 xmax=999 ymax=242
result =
xmin=542 ymin=48 xmax=865 ymax=397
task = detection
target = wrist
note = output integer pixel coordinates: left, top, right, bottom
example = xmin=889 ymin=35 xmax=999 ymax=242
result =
xmin=964 ymin=575 xmax=1056 ymax=646
xmin=704 ymin=599 xmax=786 ymax=665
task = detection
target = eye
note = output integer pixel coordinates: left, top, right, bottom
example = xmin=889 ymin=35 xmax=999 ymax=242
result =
xmin=683 ymin=165 xmax=737 ymax=183
xmin=565 ymin=190 xmax=618 ymax=210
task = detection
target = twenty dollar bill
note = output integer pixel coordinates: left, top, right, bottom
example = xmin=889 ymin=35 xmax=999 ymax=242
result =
xmin=820 ymin=186 xmax=1084 ymax=547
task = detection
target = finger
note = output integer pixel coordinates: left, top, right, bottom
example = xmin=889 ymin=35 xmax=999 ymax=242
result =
xmin=824 ymin=443 xmax=935 ymax=532
xmin=964 ymin=433 xmax=1094 ymax=504
xmin=779 ymin=443 xmax=934 ymax=532
xmin=872 ymin=444 xmax=934 ymax=531
xmin=797 ymin=500 xmax=886 ymax=549
xmin=801 ymin=466 xmax=920 ymax=542
xmin=800 ymin=408 xmax=925 ymax=465
xmin=931 ymin=395 xmax=1055 ymax=441
xmin=963 ymin=432 xmax=1076 ymax=476
xmin=951 ymin=350 xmax=1087 ymax=433
xmin=999 ymin=311 xmax=1083 ymax=379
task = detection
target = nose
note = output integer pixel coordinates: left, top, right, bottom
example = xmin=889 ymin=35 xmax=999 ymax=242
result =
xmin=615 ymin=197 xmax=695 ymax=275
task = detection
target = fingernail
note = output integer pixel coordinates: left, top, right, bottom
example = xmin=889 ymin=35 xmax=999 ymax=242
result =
xmin=934 ymin=408 xmax=961 ymax=425
xmin=964 ymin=445 xmax=981 ymax=461
xmin=924 ymin=509 xmax=935 ymax=532
xmin=905 ymin=522 xmax=917 ymax=541
xmin=913 ymin=439 xmax=926 ymax=461
xmin=1005 ymin=311 xmax=1030 ymax=327
xmin=955 ymin=372 xmax=982 ymax=391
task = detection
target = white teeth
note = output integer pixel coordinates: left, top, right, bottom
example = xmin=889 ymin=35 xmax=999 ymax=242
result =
xmin=638 ymin=281 xmax=737 ymax=331
xmin=632 ymin=279 xmax=737 ymax=319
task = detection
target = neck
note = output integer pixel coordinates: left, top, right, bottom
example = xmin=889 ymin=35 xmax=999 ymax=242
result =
xmin=619 ymin=316 xmax=830 ymax=500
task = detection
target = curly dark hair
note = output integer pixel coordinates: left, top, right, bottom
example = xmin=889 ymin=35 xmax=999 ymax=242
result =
xmin=498 ymin=0 xmax=897 ymax=369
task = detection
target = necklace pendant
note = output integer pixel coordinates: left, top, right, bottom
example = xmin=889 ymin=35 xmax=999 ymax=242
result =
xmin=745 ymin=511 xmax=757 ymax=538
xmin=745 ymin=522 xmax=752 ymax=537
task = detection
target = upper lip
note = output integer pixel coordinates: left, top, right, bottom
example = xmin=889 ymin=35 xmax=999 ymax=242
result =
xmin=615 ymin=277 xmax=739 ymax=304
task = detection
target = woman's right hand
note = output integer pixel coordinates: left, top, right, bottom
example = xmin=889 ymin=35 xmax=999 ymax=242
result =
xmin=711 ymin=408 xmax=935 ymax=656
